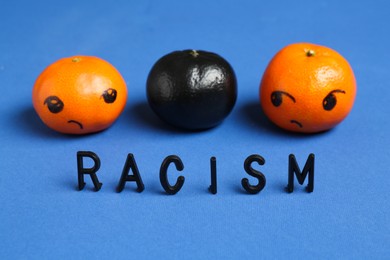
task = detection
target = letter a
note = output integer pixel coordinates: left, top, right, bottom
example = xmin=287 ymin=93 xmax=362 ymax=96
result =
xmin=117 ymin=154 xmax=145 ymax=193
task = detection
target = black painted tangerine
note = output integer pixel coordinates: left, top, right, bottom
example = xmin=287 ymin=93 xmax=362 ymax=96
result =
xmin=146 ymin=50 xmax=237 ymax=130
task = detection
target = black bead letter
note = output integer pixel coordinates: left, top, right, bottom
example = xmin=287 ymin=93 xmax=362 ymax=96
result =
xmin=241 ymin=154 xmax=266 ymax=194
xmin=116 ymin=154 xmax=145 ymax=193
xmin=209 ymin=157 xmax=217 ymax=194
xmin=159 ymin=155 xmax=185 ymax=195
xmin=286 ymin=153 xmax=315 ymax=193
xmin=77 ymin=151 xmax=102 ymax=191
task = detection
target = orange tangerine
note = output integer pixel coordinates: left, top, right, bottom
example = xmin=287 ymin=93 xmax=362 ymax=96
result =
xmin=260 ymin=43 xmax=357 ymax=133
xmin=32 ymin=56 xmax=127 ymax=134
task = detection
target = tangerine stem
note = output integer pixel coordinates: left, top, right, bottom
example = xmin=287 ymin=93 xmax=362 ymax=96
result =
xmin=189 ymin=50 xmax=199 ymax=58
xmin=306 ymin=49 xmax=316 ymax=57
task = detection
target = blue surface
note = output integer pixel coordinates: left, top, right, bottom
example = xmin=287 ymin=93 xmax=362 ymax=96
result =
xmin=1 ymin=0 xmax=389 ymax=258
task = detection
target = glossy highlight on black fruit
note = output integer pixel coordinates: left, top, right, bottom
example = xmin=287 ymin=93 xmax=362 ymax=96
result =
xmin=146 ymin=50 xmax=237 ymax=130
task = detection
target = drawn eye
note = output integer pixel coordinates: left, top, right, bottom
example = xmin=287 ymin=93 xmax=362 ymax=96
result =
xmin=271 ymin=92 xmax=282 ymax=106
xmin=271 ymin=91 xmax=295 ymax=107
xmin=102 ymin=88 xmax=117 ymax=103
xmin=323 ymin=89 xmax=345 ymax=111
xmin=44 ymin=96 xmax=64 ymax=113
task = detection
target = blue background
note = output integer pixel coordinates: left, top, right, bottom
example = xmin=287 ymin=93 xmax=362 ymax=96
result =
xmin=1 ymin=0 xmax=389 ymax=258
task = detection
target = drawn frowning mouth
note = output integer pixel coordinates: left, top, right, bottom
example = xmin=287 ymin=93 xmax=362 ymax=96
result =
xmin=68 ymin=120 xmax=84 ymax=129
xmin=290 ymin=120 xmax=303 ymax=128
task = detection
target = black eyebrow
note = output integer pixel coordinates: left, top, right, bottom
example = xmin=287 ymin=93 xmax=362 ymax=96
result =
xmin=276 ymin=91 xmax=296 ymax=103
xmin=328 ymin=89 xmax=346 ymax=95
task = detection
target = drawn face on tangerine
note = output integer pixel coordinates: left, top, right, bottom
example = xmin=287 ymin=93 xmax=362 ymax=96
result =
xmin=32 ymin=56 xmax=127 ymax=134
xmin=260 ymin=43 xmax=357 ymax=133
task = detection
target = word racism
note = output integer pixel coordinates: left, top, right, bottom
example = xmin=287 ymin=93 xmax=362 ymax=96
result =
xmin=77 ymin=151 xmax=315 ymax=194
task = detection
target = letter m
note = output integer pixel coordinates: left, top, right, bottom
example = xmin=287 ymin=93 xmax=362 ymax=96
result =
xmin=287 ymin=153 xmax=314 ymax=193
